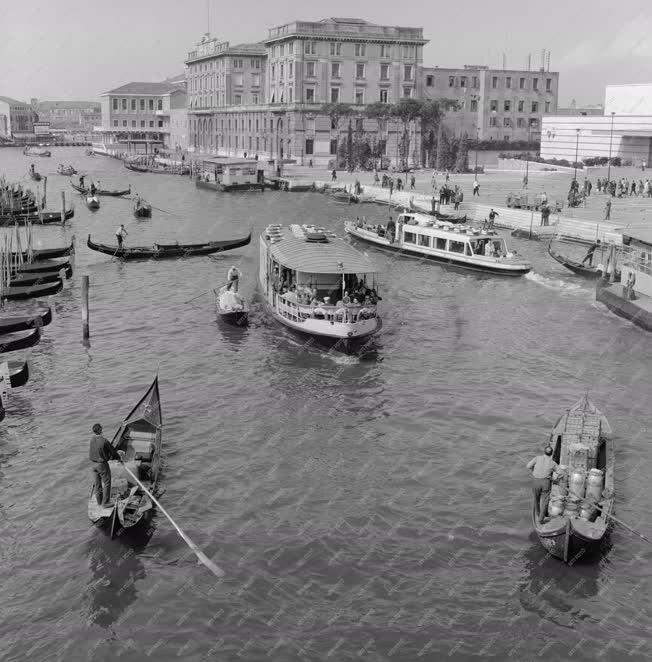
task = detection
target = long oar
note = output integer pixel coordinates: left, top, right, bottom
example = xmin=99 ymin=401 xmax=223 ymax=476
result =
xmin=120 ymin=462 xmax=224 ymax=577
xmin=126 ymin=196 xmax=173 ymax=215
xmin=184 ymin=290 xmax=211 ymax=304
xmin=583 ymin=497 xmax=652 ymax=546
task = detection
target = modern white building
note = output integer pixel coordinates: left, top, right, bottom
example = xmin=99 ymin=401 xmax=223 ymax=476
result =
xmin=541 ymin=84 xmax=652 ymax=165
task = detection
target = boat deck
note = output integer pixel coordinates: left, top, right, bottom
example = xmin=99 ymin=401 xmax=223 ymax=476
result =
xmin=599 ymin=281 xmax=652 ymax=312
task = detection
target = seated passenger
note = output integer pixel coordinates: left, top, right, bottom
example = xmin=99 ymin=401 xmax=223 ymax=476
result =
xmin=484 ymin=241 xmax=494 ymax=257
xmin=342 ymin=291 xmax=351 ymax=305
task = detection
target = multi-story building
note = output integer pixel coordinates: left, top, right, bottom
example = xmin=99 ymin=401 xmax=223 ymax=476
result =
xmin=0 ymin=96 xmax=36 ymax=140
xmin=187 ymin=18 xmax=428 ymax=165
xmin=96 ymin=81 xmax=186 ymax=152
xmin=35 ymin=100 xmax=101 ymax=131
xmin=421 ymin=65 xmax=559 ymax=143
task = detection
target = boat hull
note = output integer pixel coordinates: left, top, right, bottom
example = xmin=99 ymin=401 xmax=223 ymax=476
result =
xmin=346 ymin=227 xmax=530 ymax=277
xmin=195 ymin=177 xmax=264 ymax=192
xmin=0 ymin=328 xmax=41 ymax=353
xmin=4 ymin=279 xmax=63 ymax=300
xmin=596 ymin=279 xmax=652 ymax=331
xmin=0 ymin=306 xmax=52 ymax=334
xmin=133 ymin=206 xmax=152 ymax=218
xmin=215 ymin=300 xmax=249 ymax=327
xmin=548 ymin=243 xmax=604 ymax=278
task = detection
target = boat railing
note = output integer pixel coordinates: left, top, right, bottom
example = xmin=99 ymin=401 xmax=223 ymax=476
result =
xmin=274 ymin=295 xmax=377 ymax=324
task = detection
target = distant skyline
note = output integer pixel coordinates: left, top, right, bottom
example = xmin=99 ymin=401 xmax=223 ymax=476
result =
xmin=1 ymin=0 xmax=650 ymax=107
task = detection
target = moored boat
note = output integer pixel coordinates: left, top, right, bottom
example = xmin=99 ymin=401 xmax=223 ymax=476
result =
xmin=23 ymin=147 xmax=51 ymax=157
xmin=0 ymin=208 xmax=74 ymax=226
xmin=532 ymin=396 xmax=614 ymax=563
xmin=88 ymin=376 xmax=162 ymax=537
xmin=87 ymin=231 xmax=251 ymax=260
xmin=15 ymin=257 xmax=72 ymax=277
xmin=3 ymin=360 xmax=29 ymax=388
xmin=0 ymin=327 xmax=41 ymax=353
xmin=12 ymin=239 xmax=75 ymax=262
xmin=71 ymin=181 xmax=131 ymax=196
xmin=345 ymin=212 xmax=531 ymax=277
xmin=4 ymin=279 xmax=63 ymax=300
xmin=0 ymin=306 xmax=52 ymax=334
xmin=548 ymin=240 xmax=616 ymax=279
xmin=258 ymin=224 xmax=382 ymax=353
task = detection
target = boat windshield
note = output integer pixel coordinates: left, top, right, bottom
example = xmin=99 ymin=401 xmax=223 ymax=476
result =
xmin=471 ymin=237 xmax=507 ymax=257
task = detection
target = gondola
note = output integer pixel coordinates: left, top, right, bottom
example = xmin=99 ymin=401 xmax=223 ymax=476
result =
xmin=3 ymin=360 xmax=29 ymax=388
xmin=71 ymin=182 xmax=130 ymax=197
xmin=0 ymin=327 xmax=41 ymax=353
xmin=0 ymin=208 xmax=75 ymax=226
xmin=88 ymin=376 xmax=162 ymax=538
xmin=15 ymin=257 xmax=72 ymax=277
xmin=3 ymin=279 xmax=63 ymax=300
xmin=0 ymin=306 xmax=52 ymax=334
xmin=9 ymin=271 xmax=62 ymax=287
xmin=23 ymin=147 xmax=51 ymax=157
xmin=12 ymin=239 xmax=75 ymax=262
xmin=547 ymin=240 xmax=617 ymax=279
xmin=57 ymin=165 xmax=77 ymax=176
xmin=133 ymin=199 xmax=152 ymax=218
xmin=532 ymin=396 xmax=614 ymax=563
xmin=331 ymin=190 xmax=359 ymax=204
xmin=86 ymin=195 xmax=100 ymax=210
xmin=86 ymin=231 xmax=252 ymax=260
xmin=434 ymin=211 xmax=467 ymax=224
xmin=215 ymin=286 xmax=249 ymax=327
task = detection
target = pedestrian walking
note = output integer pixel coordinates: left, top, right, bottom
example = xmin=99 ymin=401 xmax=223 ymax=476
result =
xmin=331 ymin=169 xmax=337 ymax=181
xmin=604 ymin=199 xmax=612 ymax=220
xmin=410 ymin=174 xmax=416 ymax=190
xmin=473 ymin=178 xmax=480 ymax=196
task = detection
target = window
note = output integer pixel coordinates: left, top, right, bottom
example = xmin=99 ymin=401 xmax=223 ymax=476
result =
xmin=380 ymin=44 xmax=390 ymax=58
xmin=460 ymin=76 xmax=466 ymax=88
xmin=305 ymin=88 xmax=315 ymax=102
xmin=122 ymin=120 xmax=127 ymax=127
xmin=113 ymin=119 xmax=118 ymax=127
xmin=355 ymin=89 xmax=364 ymax=104
xmin=529 ymin=118 xmax=539 ymax=128
xmin=331 ymin=62 xmax=340 ymax=78
xmin=252 ymin=73 xmax=260 ymax=86
xmin=157 ymin=100 xmax=162 ymax=110
xmin=256 ymin=137 xmax=259 ymax=150
xmin=380 ymin=64 xmax=390 ymax=81
xmin=112 ymin=98 xmax=118 ymax=111
xmin=489 ymin=116 xmax=497 ymax=127
xmin=330 ymin=87 xmax=340 ymax=103
xmin=418 ymin=234 xmax=430 ymax=247
xmin=289 ymin=88 xmax=293 ymax=102
xmin=470 ymin=99 xmax=478 ymax=111
xmin=149 ymin=121 xmax=154 ymax=127
xmin=355 ymin=118 xmax=363 ymax=131
xmin=546 ymin=78 xmax=552 ymax=92
xmin=402 ymin=44 xmax=416 ymax=58
xmin=234 ymin=74 xmax=243 ymax=86
xmin=506 ymin=77 xmax=511 ymax=89
xmin=149 ymin=99 xmax=154 ymax=111
xmin=517 ymin=118 xmax=525 ymax=128
xmin=306 ymin=61 xmax=316 ymax=77
xmin=504 ymin=100 xmax=511 ymax=111
xmin=404 ymin=231 xmax=416 ymax=244
xmin=329 ymin=42 xmax=341 ymax=56
xmin=354 ymin=43 xmax=365 ymax=57
xmin=279 ymin=64 xmax=284 ymax=79
xmin=519 ymin=77 xmax=525 ymax=89
xmin=435 ymin=237 xmax=446 ymax=250
xmin=271 ymin=64 xmax=275 ymax=78
xmin=234 ymin=94 xmax=242 ymax=104
xmin=131 ymin=120 xmax=136 ymax=127
xmin=545 ymin=101 xmax=550 ymax=113
xmin=356 ymin=63 xmax=365 ymax=79
xmin=304 ymin=41 xmax=315 ymax=54
xmin=140 ymin=120 xmax=145 ymax=127
xmin=531 ymin=101 xmax=538 ymax=112
xmin=503 ymin=118 xmax=511 ymax=127
xmin=472 ymin=76 xmax=479 ymax=88
xmin=533 ymin=78 xmax=539 ymax=91
xmin=492 ymin=76 xmax=498 ymax=88
xmin=404 ymin=65 xmax=413 ymax=81
xmin=253 ymin=94 xmax=259 ymax=104
xmin=305 ymin=138 xmax=314 ymax=154
xmin=403 ymin=87 xmax=412 ymax=99
xmin=279 ymin=44 xmax=284 ymax=56
xmin=289 ymin=62 xmax=293 ymax=78
xmin=380 ymin=89 xmax=389 ymax=103
xmin=490 ymin=100 xmax=498 ymax=111
xmin=449 ymin=76 xmax=455 ymax=87
xmin=450 ymin=241 xmax=465 ymax=253
xmin=330 ymin=138 xmax=337 ymax=154
xmin=139 ymin=99 xmax=145 ymax=111
xmin=131 ymin=99 xmax=136 ymax=111
xmin=518 ymin=100 xmax=524 ymax=112
xmin=158 ymin=120 xmax=163 ymax=128
xmin=426 ymin=75 xmax=434 ymax=87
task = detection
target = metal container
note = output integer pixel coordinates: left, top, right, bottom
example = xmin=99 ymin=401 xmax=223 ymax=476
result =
xmin=549 ymin=496 xmax=566 ymax=517
xmin=585 ymin=468 xmax=604 ymax=502
xmin=563 ymin=496 xmax=580 ymax=517
xmin=569 ymin=469 xmax=586 ymax=499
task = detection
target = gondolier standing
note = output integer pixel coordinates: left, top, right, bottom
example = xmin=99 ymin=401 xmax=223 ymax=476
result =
xmin=89 ymin=423 xmax=123 ymax=507
xmin=227 ymin=265 xmax=242 ymax=292
xmin=116 ymin=224 xmax=128 ymax=248
xmin=526 ymin=446 xmax=559 ymax=524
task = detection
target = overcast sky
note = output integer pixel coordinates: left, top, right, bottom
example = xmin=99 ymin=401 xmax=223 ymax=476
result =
xmin=1 ymin=0 xmax=650 ymax=105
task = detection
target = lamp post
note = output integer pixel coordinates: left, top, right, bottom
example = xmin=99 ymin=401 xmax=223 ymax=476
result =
xmin=523 ymin=127 xmax=530 ymax=190
xmin=573 ymin=128 xmax=580 ymax=183
xmin=475 ymin=127 xmax=479 ymax=174
xmin=607 ymin=111 xmax=615 ymax=184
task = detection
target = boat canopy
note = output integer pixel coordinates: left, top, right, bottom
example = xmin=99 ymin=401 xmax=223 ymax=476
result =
xmin=265 ymin=225 xmax=377 ymax=274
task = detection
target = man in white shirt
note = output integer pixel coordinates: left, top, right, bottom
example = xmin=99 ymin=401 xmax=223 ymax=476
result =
xmin=115 ymin=224 xmax=128 ymax=248
xmin=526 ymin=446 xmax=559 ymax=523
xmin=227 ymin=266 xmax=242 ymax=292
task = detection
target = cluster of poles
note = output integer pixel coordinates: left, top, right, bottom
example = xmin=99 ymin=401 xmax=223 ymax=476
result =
xmin=0 ymin=222 xmax=35 ymax=303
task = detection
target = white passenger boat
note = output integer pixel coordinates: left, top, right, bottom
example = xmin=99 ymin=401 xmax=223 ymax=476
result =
xmin=345 ymin=212 xmax=531 ymax=276
xmin=259 ymin=224 xmax=382 ymax=353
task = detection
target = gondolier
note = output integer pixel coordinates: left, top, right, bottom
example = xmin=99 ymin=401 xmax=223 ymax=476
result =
xmin=581 ymin=239 xmax=600 ymax=266
xmin=89 ymin=423 xmax=123 ymax=507
xmin=115 ymin=224 xmax=128 ymax=248
xmin=526 ymin=446 xmax=558 ymax=524
xmin=227 ymin=265 xmax=242 ymax=292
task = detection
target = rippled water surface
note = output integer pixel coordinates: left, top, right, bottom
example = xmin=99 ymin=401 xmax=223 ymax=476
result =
xmin=1 ymin=148 xmax=651 ymax=661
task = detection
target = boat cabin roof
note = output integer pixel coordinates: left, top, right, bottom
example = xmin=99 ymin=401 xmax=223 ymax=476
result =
xmin=396 ymin=212 xmax=499 ymax=240
xmin=620 ymin=227 xmax=652 ymax=247
xmin=263 ymin=224 xmax=377 ymax=274
xmin=202 ymin=157 xmax=263 ymax=167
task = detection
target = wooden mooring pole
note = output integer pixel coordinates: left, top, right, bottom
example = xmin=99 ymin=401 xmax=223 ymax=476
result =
xmin=82 ymin=275 xmax=90 ymax=339
xmin=61 ymin=191 xmax=66 ymax=224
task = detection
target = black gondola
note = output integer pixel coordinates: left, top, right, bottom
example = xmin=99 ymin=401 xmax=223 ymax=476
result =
xmin=547 ymin=241 xmax=617 ymax=279
xmin=0 ymin=306 xmax=52 ymax=334
xmin=15 ymin=258 xmax=72 ymax=277
xmin=13 ymin=239 xmax=74 ymax=262
xmin=4 ymin=360 xmax=29 ymax=388
xmin=86 ymin=232 xmax=251 ymax=260
xmin=0 ymin=328 xmax=41 ymax=353
xmin=133 ymin=199 xmax=152 ymax=218
xmin=215 ymin=287 xmax=249 ymax=327
xmin=4 ymin=279 xmax=63 ymax=300
xmin=71 ymin=182 xmax=131 ymax=197
xmin=0 ymin=208 xmax=75 ymax=226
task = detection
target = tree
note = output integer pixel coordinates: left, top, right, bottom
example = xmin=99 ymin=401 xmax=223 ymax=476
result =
xmin=392 ymin=99 xmax=423 ymax=172
xmin=320 ymin=103 xmax=352 ymax=136
xmin=365 ymin=102 xmax=394 ymax=169
xmin=346 ymin=121 xmax=354 ymax=171
xmin=454 ymin=135 xmax=470 ymax=173
xmin=420 ymin=98 xmax=459 ymax=168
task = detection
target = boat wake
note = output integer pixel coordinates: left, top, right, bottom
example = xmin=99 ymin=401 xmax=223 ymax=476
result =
xmin=525 ymin=271 xmax=588 ymax=294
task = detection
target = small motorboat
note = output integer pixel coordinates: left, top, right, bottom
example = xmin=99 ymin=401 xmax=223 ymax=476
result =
xmin=215 ymin=283 xmax=249 ymax=326
xmin=133 ymin=197 xmax=152 ymax=218
xmin=57 ymin=164 xmax=77 ymax=176
xmin=86 ymin=195 xmax=100 ymax=210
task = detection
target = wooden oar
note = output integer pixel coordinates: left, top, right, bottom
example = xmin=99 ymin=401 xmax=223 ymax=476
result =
xmin=184 ymin=291 xmax=211 ymax=304
xmin=583 ymin=497 xmax=652 ymax=546
xmin=126 ymin=196 xmax=172 ymax=214
xmin=119 ymin=462 xmax=224 ymax=577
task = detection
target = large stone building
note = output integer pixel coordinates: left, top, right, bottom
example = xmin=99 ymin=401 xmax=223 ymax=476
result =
xmin=421 ymin=65 xmax=559 ymax=142
xmin=541 ymin=84 xmax=652 ymax=165
xmin=96 ymin=81 xmax=186 ymax=152
xmin=35 ymin=100 xmax=101 ymax=131
xmin=186 ymin=17 xmax=428 ymax=165
xmin=0 ymin=96 xmax=36 ymax=140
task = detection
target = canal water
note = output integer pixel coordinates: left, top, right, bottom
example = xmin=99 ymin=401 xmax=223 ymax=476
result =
xmin=0 ymin=147 xmax=651 ymax=661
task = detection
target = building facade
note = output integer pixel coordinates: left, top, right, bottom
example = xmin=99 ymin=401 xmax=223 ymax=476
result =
xmin=187 ymin=18 xmax=428 ymax=166
xmin=96 ymin=82 xmax=186 ymax=152
xmin=35 ymin=100 xmax=101 ymax=131
xmin=0 ymin=96 xmax=36 ymax=139
xmin=421 ymin=65 xmax=559 ymax=142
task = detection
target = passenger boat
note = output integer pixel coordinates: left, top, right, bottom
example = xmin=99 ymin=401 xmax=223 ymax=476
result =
xmin=133 ymin=198 xmax=152 ymax=218
xmin=548 ymin=240 xmax=615 ymax=278
xmin=345 ymin=212 xmax=531 ymax=277
xmin=57 ymin=165 xmax=77 ymax=176
xmin=258 ymin=224 xmax=382 ymax=353
xmin=87 ymin=232 xmax=251 ymax=260
xmin=88 ymin=376 xmax=162 ymax=538
xmin=23 ymin=147 xmax=51 ymax=157
xmin=533 ymin=396 xmax=614 ymax=563
xmin=215 ymin=284 xmax=249 ymax=326
xmin=0 ymin=327 xmax=41 ymax=352
xmin=86 ymin=195 xmax=100 ymax=210
xmin=71 ymin=181 xmax=131 ymax=197
xmin=0 ymin=306 xmax=52 ymax=334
